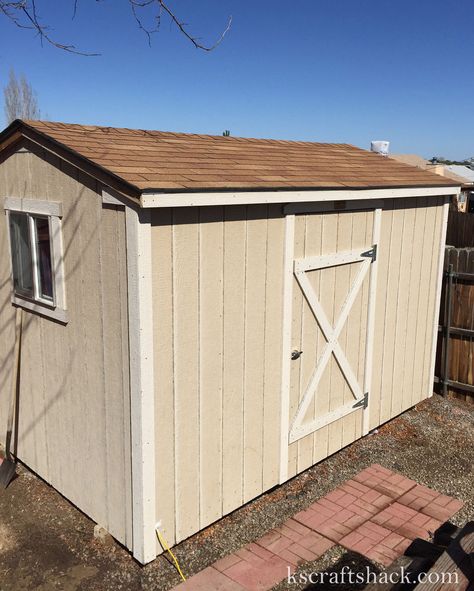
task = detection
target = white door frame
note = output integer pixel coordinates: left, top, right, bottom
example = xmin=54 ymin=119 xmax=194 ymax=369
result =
xmin=279 ymin=204 xmax=382 ymax=483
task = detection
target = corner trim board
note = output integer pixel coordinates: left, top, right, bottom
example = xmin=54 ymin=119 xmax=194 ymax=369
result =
xmin=428 ymin=198 xmax=450 ymax=397
xmin=125 ymin=206 xmax=156 ymax=564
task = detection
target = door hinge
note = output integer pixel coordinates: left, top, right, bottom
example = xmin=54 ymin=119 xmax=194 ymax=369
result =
xmin=361 ymin=245 xmax=377 ymax=262
xmin=353 ymin=392 xmax=369 ymax=409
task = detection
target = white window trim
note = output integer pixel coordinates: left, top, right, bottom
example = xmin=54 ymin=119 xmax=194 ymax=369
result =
xmin=5 ymin=197 xmax=67 ymax=324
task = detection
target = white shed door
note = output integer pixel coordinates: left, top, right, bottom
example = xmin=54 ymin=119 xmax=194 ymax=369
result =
xmin=281 ymin=207 xmax=381 ymax=455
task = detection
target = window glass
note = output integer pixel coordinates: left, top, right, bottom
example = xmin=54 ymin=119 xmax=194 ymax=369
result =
xmin=34 ymin=217 xmax=54 ymax=301
xmin=9 ymin=213 xmax=33 ymax=297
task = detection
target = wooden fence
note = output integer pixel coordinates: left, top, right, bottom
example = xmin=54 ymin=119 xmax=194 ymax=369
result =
xmin=446 ymin=211 xmax=474 ymax=248
xmin=435 ymin=247 xmax=474 ymax=400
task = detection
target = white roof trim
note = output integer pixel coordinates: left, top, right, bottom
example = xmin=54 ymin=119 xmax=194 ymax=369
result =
xmin=140 ymin=186 xmax=460 ymax=208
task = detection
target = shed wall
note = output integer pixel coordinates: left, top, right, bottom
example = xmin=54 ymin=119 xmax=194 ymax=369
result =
xmin=151 ymin=196 xmax=446 ymax=552
xmin=0 ymin=143 xmax=132 ymax=547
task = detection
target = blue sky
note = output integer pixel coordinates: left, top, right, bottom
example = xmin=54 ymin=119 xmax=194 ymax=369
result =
xmin=0 ymin=0 xmax=473 ymax=159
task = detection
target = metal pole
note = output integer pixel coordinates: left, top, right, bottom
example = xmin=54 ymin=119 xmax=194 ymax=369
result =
xmin=442 ymin=264 xmax=454 ymax=397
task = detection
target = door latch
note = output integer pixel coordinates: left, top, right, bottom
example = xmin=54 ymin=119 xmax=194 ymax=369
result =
xmin=291 ymin=350 xmax=303 ymax=360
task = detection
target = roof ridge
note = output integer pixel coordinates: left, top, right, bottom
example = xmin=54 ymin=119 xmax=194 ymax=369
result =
xmin=22 ymin=119 xmax=354 ymax=148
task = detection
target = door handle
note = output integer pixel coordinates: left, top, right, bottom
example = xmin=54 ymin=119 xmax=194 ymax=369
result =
xmin=291 ymin=350 xmax=303 ymax=360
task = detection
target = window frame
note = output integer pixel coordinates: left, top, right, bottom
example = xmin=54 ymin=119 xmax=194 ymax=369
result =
xmin=5 ymin=197 xmax=67 ymax=323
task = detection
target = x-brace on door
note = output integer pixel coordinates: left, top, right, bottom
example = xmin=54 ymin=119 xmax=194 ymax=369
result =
xmin=279 ymin=205 xmax=382 ymax=479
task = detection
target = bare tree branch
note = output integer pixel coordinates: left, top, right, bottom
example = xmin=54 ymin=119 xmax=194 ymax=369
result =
xmin=0 ymin=0 xmax=232 ymax=54
xmin=129 ymin=0 xmax=232 ymax=51
xmin=0 ymin=0 xmax=99 ymax=55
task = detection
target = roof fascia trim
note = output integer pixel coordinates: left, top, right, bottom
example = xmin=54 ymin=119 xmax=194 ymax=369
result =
xmin=140 ymin=186 xmax=460 ymax=209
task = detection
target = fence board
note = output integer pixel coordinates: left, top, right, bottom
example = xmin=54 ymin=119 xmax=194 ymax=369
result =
xmin=435 ymin=246 xmax=474 ymax=400
xmin=446 ymin=211 xmax=474 ymax=248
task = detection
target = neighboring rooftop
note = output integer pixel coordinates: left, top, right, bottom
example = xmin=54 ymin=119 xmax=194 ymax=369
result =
xmin=391 ymin=154 xmax=474 ymax=187
xmin=445 ymin=165 xmax=474 ymax=185
xmin=0 ymin=120 xmax=457 ymax=194
xmin=389 ymin=154 xmax=434 ymax=169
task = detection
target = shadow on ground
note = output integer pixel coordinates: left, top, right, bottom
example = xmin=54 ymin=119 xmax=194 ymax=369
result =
xmin=302 ymin=551 xmax=380 ymax=590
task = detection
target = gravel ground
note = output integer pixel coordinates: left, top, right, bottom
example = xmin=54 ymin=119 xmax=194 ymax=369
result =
xmin=0 ymin=394 xmax=472 ymax=591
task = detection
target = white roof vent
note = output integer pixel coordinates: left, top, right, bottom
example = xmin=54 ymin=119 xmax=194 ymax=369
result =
xmin=371 ymin=140 xmax=390 ymax=156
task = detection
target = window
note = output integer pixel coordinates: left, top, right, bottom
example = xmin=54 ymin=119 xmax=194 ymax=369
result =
xmin=5 ymin=198 xmax=66 ymax=322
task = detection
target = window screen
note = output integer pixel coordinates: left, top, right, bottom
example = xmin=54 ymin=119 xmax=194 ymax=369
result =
xmin=33 ymin=217 xmax=54 ymax=301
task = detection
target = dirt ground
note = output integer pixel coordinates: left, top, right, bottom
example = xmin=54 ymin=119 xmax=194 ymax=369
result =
xmin=0 ymin=394 xmax=472 ymax=591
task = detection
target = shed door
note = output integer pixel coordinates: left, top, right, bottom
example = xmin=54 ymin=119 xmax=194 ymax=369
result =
xmin=281 ymin=206 xmax=381 ymax=456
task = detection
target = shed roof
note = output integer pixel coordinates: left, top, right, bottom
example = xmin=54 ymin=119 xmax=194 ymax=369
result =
xmin=0 ymin=119 xmax=456 ymax=196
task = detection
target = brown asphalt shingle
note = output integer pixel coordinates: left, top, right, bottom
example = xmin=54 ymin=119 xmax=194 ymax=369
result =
xmin=18 ymin=120 xmax=456 ymax=193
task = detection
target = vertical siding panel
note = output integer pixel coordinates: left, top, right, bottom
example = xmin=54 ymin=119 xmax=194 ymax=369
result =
xmin=100 ymin=205 xmax=132 ymax=543
xmin=391 ymin=200 xmax=416 ymax=417
xmin=412 ymin=202 xmax=438 ymax=405
xmin=313 ymin=212 xmax=337 ymax=462
xmin=243 ymin=206 xmax=268 ymax=502
xmin=173 ymin=208 xmax=200 ymax=541
xmin=327 ymin=213 xmax=353 ymax=456
xmin=310 ymin=214 xmax=325 ymax=463
xmin=152 ymin=209 xmax=176 ymax=547
xmin=262 ymin=207 xmax=285 ymax=490
xmin=222 ymin=206 xmax=246 ymax=514
xmin=75 ymin=172 xmax=108 ymax=520
xmin=17 ymin=152 xmax=49 ymax=477
xmin=287 ymin=214 xmax=306 ymax=478
xmin=380 ymin=201 xmax=404 ymax=424
xmin=297 ymin=213 xmax=321 ymax=472
xmin=370 ymin=203 xmax=394 ymax=430
xmin=401 ymin=199 xmax=426 ymax=412
xmin=199 ymin=206 xmax=224 ymax=525
xmin=341 ymin=210 xmax=369 ymax=447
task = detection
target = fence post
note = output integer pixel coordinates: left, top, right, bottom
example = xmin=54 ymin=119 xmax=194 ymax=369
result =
xmin=442 ymin=264 xmax=454 ymax=396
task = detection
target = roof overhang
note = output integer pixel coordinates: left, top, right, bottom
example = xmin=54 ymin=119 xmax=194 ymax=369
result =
xmin=140 ymin=185 xmax=461 ymax=208
xmin=0 ymin=120 xmax=460 ymax=209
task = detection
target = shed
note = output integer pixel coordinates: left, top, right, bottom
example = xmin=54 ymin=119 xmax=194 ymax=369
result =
xmin=0 ymin=120 xmax=459 ymax=564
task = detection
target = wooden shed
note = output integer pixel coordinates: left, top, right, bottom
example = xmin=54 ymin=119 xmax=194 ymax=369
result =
xmin=0 ymin=120 xmax=459 ymax=564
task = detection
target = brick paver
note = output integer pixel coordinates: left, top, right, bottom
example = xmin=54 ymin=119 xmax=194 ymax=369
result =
xmin=397 ymin=483 xmax=464 ymax=522
xmin=340 ymin=522 xmax=412 ymax=566
xmin=255 ymin=518 xmax=334 ymax=566
xmin=292 ymin=478 xmax=392 ymax=542
xmin=172 ymin=465 xmax=465 ymax=589
xmin=371 ymin=502 xmax=442 ymax=541
xmin=353 ymin=464 xmax=417 ymax=499
xmin=222 ymin=550 xmax=292 ymax=591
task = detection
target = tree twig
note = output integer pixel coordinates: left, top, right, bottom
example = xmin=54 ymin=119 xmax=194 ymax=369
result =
xmin=0 ymin=0 xmax=232 ymax=54
xmin=0 ymin=0 xmax=99 ymax=55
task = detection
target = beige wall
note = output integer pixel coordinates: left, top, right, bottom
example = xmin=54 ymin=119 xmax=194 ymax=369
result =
xmin=0 ymin=146 xmax=446 ymax=559
xmin=151 ymin=196 xmax=445 ymax=551
xmin=0 ymin=143 xmax=132 ymax=548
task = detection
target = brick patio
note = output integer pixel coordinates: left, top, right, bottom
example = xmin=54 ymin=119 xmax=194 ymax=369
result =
xmin=172 ymin=464 xmax=464 ymax=590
